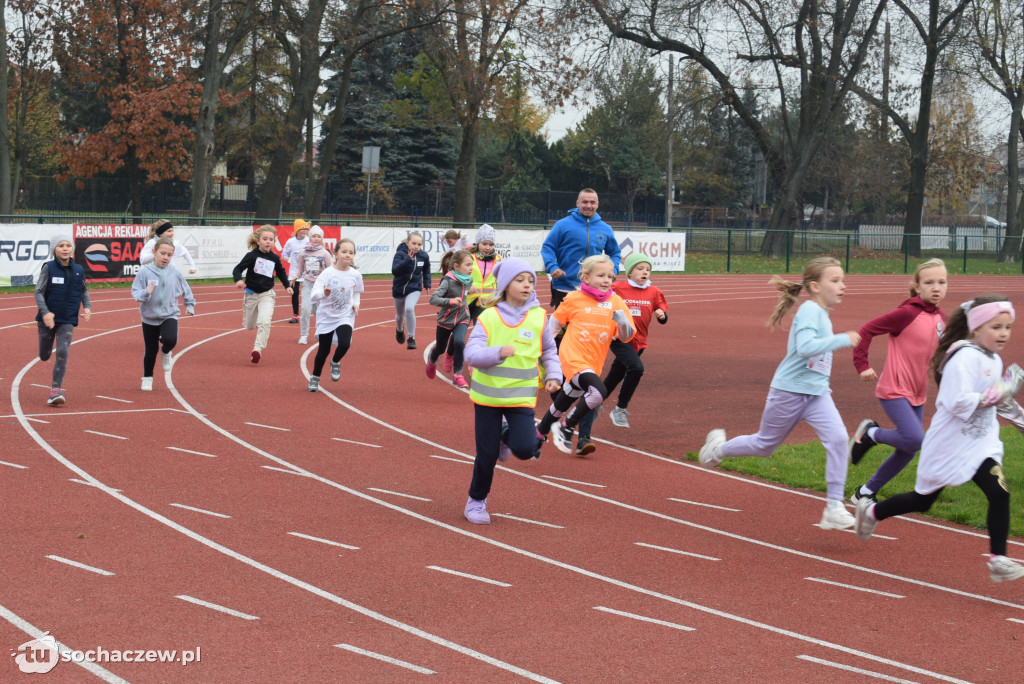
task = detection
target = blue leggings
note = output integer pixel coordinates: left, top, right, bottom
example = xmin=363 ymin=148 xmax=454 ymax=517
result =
xmin=864 ymin=398 xmax=925 ymax=494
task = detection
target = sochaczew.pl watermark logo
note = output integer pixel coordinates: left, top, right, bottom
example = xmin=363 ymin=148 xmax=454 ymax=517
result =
xmin=11 ymin=632 xmax=201 ymax=673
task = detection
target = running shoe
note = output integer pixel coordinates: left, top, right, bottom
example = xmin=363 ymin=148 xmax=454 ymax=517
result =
xmin=609 ymin=406 xmax=631 ymax=428
xmin=551 ymin=422 xmax=574 ymax=454
xmin=47 ymin=388 xmax=65 ymax=406
xmin=464 ymin=497 xmax=490 ymax=525
xmin=820 ymin=499 xmax=855 ymax=531
xmin=849 ymin=419 xmax=878 ymax=465
xmin=161 ymin=351 xmax=173 ymax=371
xmin=331 ymin=362 xmax=341 ymax=382
xmin=698 ymin=429 xmax=726 ymax=468
xmin=989 ymin=555 xmax=1024 ymax=582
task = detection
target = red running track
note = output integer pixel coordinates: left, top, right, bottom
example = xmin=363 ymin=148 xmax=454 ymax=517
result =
xmin=1 ymin=274 xmax=1023 ymax=682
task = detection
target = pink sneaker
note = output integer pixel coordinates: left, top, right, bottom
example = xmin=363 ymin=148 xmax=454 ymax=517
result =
xmin=425 ymin=359 xmax=437 ymax=379
xmin=453 ymin=373 xmax=469 ymax=388
xmin=443 ymin=354 xmax=454 ymax=373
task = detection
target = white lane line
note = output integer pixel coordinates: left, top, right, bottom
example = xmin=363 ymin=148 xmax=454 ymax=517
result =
xmin=3 ymin=408 xmax=192 ymax=418
xmin=668 ymin=497 xmax=741 ymax=512
xmin=540 ymin=474 xmax=605 ymax=488
xmin=262 ymin=465 xmax=309 ymax=476
xmin=593 ymin=606 xmax=696 ymax=632
xmin=490 ymin=513 xmax=564 ymax=529
xmin=429 ymin=454 xmax=470 ymax=464
xmin=169 ymin=503 xmax=231 ymax=519
xmin=804 ymin=578 xmax=905 ymax=599
xmin=243 ymin=421 xmax=290 ymax=431
xmin=69 ymin=479 xmax=121 ymax=492
xmin=367 ymin=487 xmax=432 ymax=502
xmin=287 ymin=532 xmax=360 ymax=550
xmin=0 ymin=460 xmax=28 ymax=469
xmin=335 ymin=643 xmax=435 ymax=675
xmin=332 ymin=437 xmax=382 ymax=448
xmin=30 ymin=383 xmax=50 ymax=389
xmin=796 ymin=655 xmax=921 ymax=683
xmin=175 ymin=595 xmax=259 ymax=620
xmin=811 ymin=525 xmax=898 ymax=540
xmin=23 ymin=416 xmax=49 ymax=424
xmin=1007 ymin=617 xmax=1024 ymax=625
xmin=95 ymin=395 xmax=133 ymax=404
xmin=45 ymin=555 xmax=115 ymax=576
xmin=83 ymin=430 xmax=128 ymax=440
xmin=167 ymin=446 xmax=218 ymax=458
xmin=427 ymin=565 xmax=511 ymax=587
xmin=634 ymin=542 xmax=721 ymax=561
xmin=0 ymin=603 xmax=128 ymax=683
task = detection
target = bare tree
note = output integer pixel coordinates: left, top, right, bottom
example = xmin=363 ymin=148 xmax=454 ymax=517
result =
xmin=969 ymin=0 xmax=1024 ymax=261
xmin=0 ymin=1 xmax=11 ymax=216
xmin=584 ymin=0 xmax=887 ymax=257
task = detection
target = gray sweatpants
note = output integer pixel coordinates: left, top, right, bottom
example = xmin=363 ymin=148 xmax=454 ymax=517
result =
xmin=38 ymin=322 xmax=75 ymax=388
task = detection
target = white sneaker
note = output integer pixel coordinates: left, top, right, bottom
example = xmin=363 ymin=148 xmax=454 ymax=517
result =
xmin=161 ymin=351 xmax=172 ymax=371
xmin=551 ymin=422 xmax=574 ymax=454
xmin=989 ymin=555 xmax=1024 ymax=582
xmin=330 ymin=361 xmax=341 ymax=381
xmin=141 ymin=377 xmax=154 ymax=391
xmin=699 ymin=429 xmax=726 ymax=468
xmin=609 ymin=406 xmax=631 ymax=428
xmin=854 ymin=497 xmax=877 ymax=540
xmin=820 ymin=499 xmax=855 ymax=530
xmin=298 ymin=336 xmax=308 ymax=344
xmin=464 ymin=497 xmax=490 ymax=525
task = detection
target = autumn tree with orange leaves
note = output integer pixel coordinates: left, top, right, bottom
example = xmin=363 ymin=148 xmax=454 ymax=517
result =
xmin=53 ymin=0 xmax=201 ymax=220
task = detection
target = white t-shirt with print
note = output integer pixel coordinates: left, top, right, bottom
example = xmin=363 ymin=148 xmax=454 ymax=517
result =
xmin=310 ymin=267 xmax=364 ymax=335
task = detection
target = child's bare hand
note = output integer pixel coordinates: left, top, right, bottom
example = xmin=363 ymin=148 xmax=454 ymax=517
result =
xmin=146 ymin=283 xmax=156 ymax=294
xmin=859 ymin=368 xmax=877 ymax=382
xmin=43 ymin=312 xmax=55 ymax=328
xmin=451 ymin=297 xmax=462 ymax=307
xmin=544 ymin=379 xmax=561 ymax=392
xmin=323 ymin=288 xmax=332 ymax=296
xmin=81 ymin=308 xmax=91 ymax=322
xmin=846 ymin=331 xmax=861 ymax=347
xmin=189 ymin=268 xmax=197 ymax=274
xmin=654 ymin=308 xmax=666 ymax=321
xmin=499 ymin=344 xmax=515 ymax=359
xmin=352 ymin=305 xmax=359 ymax=315
xmin=235 ymin=280 xmax=245 ymax=289
xmin=285 ymin=286 xmax=294 ymax=295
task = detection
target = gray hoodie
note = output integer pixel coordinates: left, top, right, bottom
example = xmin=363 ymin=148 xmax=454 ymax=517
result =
xmin=131 ymin=262 xmax=196 ymax=324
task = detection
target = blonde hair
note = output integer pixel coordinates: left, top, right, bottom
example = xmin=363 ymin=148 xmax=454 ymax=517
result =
xmin=152 ymin=237 xmax=175 ymax=256
xmin=247 ymin=224 xmax=277 ymax=250
xmin=404 ymin=231 xmax=423 ymax=245
xmin=767 ymin=256 xmax=842 ymax=329
xmin=908 ymin=258 xmax=946 ymax=297
xmin=579 ymin=254 xmax=614 ymax=281
xmin=149 ymin=218 xmax=173 ymax=239
xmin=334 ymin=237 xmax=358 ymax=269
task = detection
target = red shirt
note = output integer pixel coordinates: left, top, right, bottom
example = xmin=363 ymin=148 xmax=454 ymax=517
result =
xmin=613 ymin=280 xmax=668 ymax=351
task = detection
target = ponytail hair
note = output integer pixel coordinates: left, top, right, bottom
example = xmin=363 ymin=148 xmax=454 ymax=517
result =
xmin=931 ymin=293 xmax=1009 ymax=385
xmin=248 ymin=224 xmax=277 ymax=250
xmin=149 ymin=218 xmax=173 ymax=239
xmin=909 ymin=258 xmax=946 ymax=298
xmin=767 ymin=256 xmax=842 ymax=329
xmin=441 ymin=249 xmax=472 ymax=275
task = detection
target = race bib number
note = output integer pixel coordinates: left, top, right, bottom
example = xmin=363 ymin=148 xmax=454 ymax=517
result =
xmin=598 ymin=301 xmax=612 ymax=309
xmin=51 ymin=277 xmax=65 ymax=284
xmin=807 ymin=352 xmax=833 ymax=377
xmin=630 ymin=308 xmax=642 ymax=317
xmin=518 ymin=329 xmax=535 ymax=341
xmin=304 ymin=256 xmax=321 ymax=274
xmin=253 ymin=257 xmax=275 ymax=277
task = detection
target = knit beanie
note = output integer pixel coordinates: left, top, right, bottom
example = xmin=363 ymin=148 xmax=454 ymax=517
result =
xmin=308 ymin=225 xmax=324 ymax=238
xmin=493 ymin=257 xmax=535 ymax=296
xmin=294 ymin=218 xmax=310 ymax=232
xmin=475 ymin=223 xmax=496 ymax=244
xmin=50 ymin=233 xmax=74 ymax=253
xmin=623 ymin=252 xmax=652 ymax=277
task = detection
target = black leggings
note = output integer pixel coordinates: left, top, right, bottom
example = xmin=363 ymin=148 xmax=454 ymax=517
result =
xmin=539 ymin=371 xmax=607 ymax=433
xmin=142 ymin=319 xmax=179 ymax=377
xmin=312 ymin=324 xmax=353 ymax=377
xmin=431 ymin=324 xmax=467 ymax=373
xmin=291 ymin=281 xmax=301 ymax=315
xmin=874 ymin=458 xmax=1010 ymax=555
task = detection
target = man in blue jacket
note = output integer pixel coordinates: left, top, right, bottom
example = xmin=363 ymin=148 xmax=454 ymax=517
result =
xmin=541 ymin=188 xmax=621 ymax=309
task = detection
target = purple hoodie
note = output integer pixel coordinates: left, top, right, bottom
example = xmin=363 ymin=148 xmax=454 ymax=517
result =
xmin=464 ymin=291 xmax=562 ymax=386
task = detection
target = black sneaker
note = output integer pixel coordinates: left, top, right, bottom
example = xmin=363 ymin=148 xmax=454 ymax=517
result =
xmin=576 ymin=438 xmax=596 ymax=456
xmin=406 ymin=337 xmax=416 ymax=350
xmin=848 ymin=419 xmax=878 ymax=465
xmin=396 ymin=328 xmax=405 ymax=344
xmin=850 ymin=485 xmax=878 ymax=506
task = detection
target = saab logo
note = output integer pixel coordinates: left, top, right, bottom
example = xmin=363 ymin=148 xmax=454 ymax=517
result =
xmin=12 ymin=632 xmax=60 ymax=673
xmin=0 ymin=240 xmax=51 ymax=261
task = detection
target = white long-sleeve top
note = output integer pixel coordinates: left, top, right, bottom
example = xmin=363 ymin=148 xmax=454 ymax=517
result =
xmin=915 ymin=343 xmax=1004 ymax=494
xmin=139 ymin=238 xmax=197 ymax=271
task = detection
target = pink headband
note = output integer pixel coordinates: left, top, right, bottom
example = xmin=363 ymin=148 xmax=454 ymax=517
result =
xmin=965 ymin=300 xmax=1015 ymax=331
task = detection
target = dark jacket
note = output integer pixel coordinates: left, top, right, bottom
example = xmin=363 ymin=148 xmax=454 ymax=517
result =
xmin=429 ymin=272 xmax=471 ymax=328
xmin=391 ymin=242 xmax=431 ymax=297
xmin=35 ymin=258 xmax=89 ymax=326
xmin=232 ymin=248 xmax=290 ymax=294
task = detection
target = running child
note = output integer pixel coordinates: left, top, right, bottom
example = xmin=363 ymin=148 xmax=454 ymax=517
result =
xmin=467 ymin=224 xmax=502 ymax=322
xmin=139 ymin=219 xmax=197 ymax=274
xmin=281 ymin=219 xmax=310 ymax=324
xmin=232 ymin=225 xmax=293 ymax=364
xmin=289 ymin=225 xmax=334 ymax=344
xmin=306 ymin=238 xmax=363 ymax=392
xmin=34 ymin=234 xmax=91 ymax=406
xmin=698 ymin=256 xmax=861 ymax=530
xmin=427 ymin=249 xmax=473 ymax=387
xmin=131 ymin=238 xmax=196 ymax=391
xmin=391 ymin=231 xmax=431 ymax=350
xmin=536 ymin=254 xmax=636 ymax=455
xmin=848 ymin=259 xmax=948 ymax=503
xmin=574 ymin=252 xmax=668 ymax=454
xmin=463 ymin=258 xmax=562 ymax=524
xmin=443 ymin=229 xmax=472 ymax=253
xmin=854 ymin=295 xmax=1024 ymax=582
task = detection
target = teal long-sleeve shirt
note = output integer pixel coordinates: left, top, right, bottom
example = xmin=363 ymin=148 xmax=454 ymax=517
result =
xmin=770 ymin=300 xmax=851 ymax=396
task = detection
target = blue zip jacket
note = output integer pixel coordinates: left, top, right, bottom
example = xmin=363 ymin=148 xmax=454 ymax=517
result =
xmin=132 ymin=263 xmax=196 ymax=324
xmin=391 ymin=242 xmax=431 ymax=297
xmin=35 ymin=258 xmax=89 ymax=326
xmin=541 ymin=208 xmax=621 ymax=292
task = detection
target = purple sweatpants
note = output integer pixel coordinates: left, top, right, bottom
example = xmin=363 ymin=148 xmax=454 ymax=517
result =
xmin=863 ymin=398 xmax=924 ymax=494
xmin=720 ymin=387 xmax=849 ymax=500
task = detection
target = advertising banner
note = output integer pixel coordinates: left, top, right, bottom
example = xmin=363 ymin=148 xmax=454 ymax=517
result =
xmin=0 ymin=224 xmax=73 ymax=287
xmin=72 ymin=224 xmax=149 ymax=281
